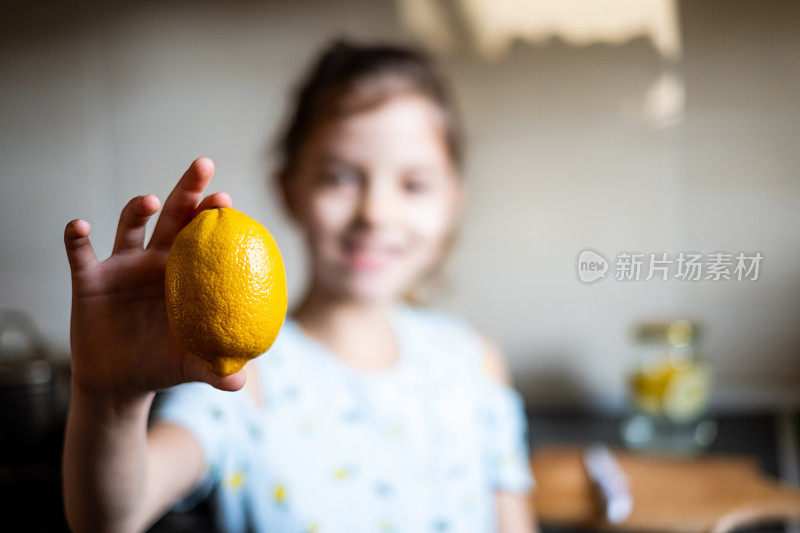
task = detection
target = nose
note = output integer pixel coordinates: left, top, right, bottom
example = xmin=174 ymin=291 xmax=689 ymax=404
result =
xmin=355 ymin=174 xmax=395 ymax=227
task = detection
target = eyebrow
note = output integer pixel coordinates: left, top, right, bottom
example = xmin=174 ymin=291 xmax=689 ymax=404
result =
xmin=318 ymin=154 xmax=357 ymax=167
xmin=317 ymin=154 xmax=442 ymax=176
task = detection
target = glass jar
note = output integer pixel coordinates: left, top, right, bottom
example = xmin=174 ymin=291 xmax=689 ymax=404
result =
xmin=620 ymin=320 xmax=717 ymax=455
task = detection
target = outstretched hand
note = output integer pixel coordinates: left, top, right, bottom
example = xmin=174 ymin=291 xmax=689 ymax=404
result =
xmin=64 ymin=157 xmax=246 ymax=396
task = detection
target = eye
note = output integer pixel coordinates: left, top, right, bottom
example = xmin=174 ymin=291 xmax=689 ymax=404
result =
xmin=402 ymin=172 xmax=432 ymax=194
xmin=404 ymin=179 xmax=427 ymax=193
xmin=320 ymin=167 xmax=360 ymax=188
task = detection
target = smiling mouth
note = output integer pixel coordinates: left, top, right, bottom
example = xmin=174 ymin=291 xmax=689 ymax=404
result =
xmin=340 ymin=239 xmax=402 ymax=272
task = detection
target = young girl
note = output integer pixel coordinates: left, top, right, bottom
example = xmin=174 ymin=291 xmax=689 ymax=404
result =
xmin=62 ymin=40 xmax=536 ymax=533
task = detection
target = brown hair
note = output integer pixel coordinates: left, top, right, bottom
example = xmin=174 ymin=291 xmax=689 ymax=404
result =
xmin=274 ymin=38 xmax=464 ymax=180
xmin=273 ymin=38 xmax=464 ymax=304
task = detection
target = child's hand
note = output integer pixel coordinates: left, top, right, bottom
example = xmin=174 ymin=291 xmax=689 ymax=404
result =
xmin=64 ymin=157 xmax=245 ymax=398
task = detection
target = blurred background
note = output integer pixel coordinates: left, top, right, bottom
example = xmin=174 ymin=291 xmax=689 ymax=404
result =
xmin=1 ymin=0 xmax=799 ymax=531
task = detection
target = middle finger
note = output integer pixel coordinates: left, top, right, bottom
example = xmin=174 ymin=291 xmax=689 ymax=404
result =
xmin=146 ymin=157 xmax=216 ymax=251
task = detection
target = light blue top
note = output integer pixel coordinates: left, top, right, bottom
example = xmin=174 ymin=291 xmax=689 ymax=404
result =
xmin=153 ymin=303 xmax=534 ymax=533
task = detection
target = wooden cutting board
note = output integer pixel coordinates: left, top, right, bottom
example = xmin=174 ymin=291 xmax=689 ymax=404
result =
xmin=530 ymin=446 xmax=800 ymax=533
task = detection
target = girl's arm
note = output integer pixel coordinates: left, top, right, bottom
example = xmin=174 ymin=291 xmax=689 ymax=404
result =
xmin=62 ymin=158 xmax=244 ymax=532
xmin=480 ymin=335 xmax=539 ymax=533
xmin=63 ymin=388 xmax=205 ymax=532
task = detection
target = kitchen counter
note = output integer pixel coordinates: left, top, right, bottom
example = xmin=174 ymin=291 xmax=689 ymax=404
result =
xmin=528 ymin=408 xmax=799 ymax=533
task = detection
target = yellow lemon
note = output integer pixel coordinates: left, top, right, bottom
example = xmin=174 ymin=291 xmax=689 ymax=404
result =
xmin=165 ymin=207 xmax=287 ymax=376
xmin=631 ymin=359 xmax=676 ymax=414
xmin=630 ymin=356 xmax=709 ymax=419
xmin=662 ymin=363 xmax=710 ymax=422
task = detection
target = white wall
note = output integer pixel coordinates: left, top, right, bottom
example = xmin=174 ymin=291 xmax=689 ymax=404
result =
xmin=1 ymin=1 xmax=798 ymax=409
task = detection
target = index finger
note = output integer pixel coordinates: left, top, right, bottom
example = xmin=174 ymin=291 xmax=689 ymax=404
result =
xmin=147 ymin=157 xmax=215 ymax=251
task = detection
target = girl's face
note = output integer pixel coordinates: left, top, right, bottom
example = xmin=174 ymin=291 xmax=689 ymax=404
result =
xmin=286 ymin=93 xmax=465 ymax=303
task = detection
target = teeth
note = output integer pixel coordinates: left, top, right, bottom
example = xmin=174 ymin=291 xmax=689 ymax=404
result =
xmin=355 ymin=251 xmax=387 ymax=258
xmin=343 ymin=237 xmax=401 ymax=258
xmin=350 ymin=244 xmax=389 ymax=253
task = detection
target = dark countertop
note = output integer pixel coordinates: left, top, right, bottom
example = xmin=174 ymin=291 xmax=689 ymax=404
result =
xmin=528 ymin=408 xmax=785 ymax=477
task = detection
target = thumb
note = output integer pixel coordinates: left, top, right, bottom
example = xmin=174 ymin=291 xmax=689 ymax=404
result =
xmin=181 ymin=355 xmax=246 ymax=392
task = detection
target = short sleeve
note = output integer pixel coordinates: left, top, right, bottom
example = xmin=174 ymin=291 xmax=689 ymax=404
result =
xmin=478 ymin=376 xmax=535 ymax=494
xmin=150 ymin=382 xmax=231 ymax=511
xmin=409 ymin=305 xmax=536 ymax=495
